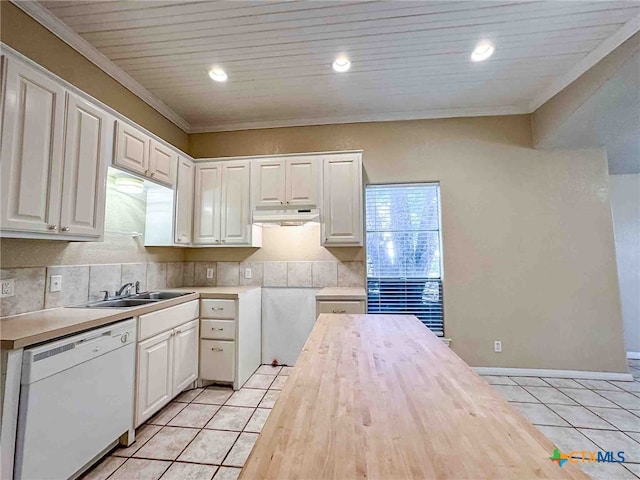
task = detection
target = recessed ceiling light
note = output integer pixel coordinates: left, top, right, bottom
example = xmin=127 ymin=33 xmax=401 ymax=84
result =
xmin=209 ymin=67 xmax=228 ymax=82
xmin=471 ymin=41 xmax=495 ymax=62
xmin=332 ymin=57 xmax=351 ymax=72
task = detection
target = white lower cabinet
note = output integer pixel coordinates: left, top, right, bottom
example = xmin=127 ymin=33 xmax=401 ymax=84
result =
xmin=200 ymin=340 xmax=236 ymax=383
xmin=135 ymin=301 xmax=199 ymax=426
xmin=198 ymin=289 xmax=261 ymax=390
xmin=136 ymin=331 xmax=174 ymax=425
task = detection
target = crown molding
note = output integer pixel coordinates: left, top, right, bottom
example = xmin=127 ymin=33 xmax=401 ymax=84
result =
xmin=188 ymin=105 xmax=528 ymax=133
xmin=11 ymin=0 xmax=191 ymax=133
xmin=528 ymin=14 xmax=640 ymax=112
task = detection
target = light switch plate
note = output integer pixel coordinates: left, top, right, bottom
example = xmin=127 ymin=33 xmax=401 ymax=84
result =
xmin=50 ymin=275 xmax=62 ymax=292
xmin=206 ymin=268 xmax=214 ymax=279
xmin=493 ymin=340 xmax=502 ymax=353
xmin=245 ymin=268 xmax=252 ymax=279
xmin=1 ymin=279 xmax=15 ymax=298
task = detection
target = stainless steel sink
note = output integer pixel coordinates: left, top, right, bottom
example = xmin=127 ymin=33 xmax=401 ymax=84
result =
xmin=73 ymin=298 xmax=158 ymax=309
xmin=71 ymin=291 xmax=192 ymax=309
xmin=131 ymin=291 xmax=191 ymax=300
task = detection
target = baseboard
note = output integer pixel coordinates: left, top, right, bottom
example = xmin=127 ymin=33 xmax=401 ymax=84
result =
xmin=627 ymin=352 xmax=640 ymax=360
xmin=474 ymin=367 xmax=634 ymax=382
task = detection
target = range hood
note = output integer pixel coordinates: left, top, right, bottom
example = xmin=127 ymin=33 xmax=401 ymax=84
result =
xmin=252 ymin=209 xmax=320 ymax=226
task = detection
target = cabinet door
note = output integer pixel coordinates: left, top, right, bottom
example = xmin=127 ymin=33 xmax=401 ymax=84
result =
xmin=220 ymin=160 xmax=251 ymax=245
xmin=252 ymin=159 xmax=285 ymax=208
xmin=172 ymin=319 xmax=199 ymax=396
xmin=59 ymin=94 xmax=110 ymax=237
xmin=200 ymin=340 xmax=235 ymax=383
xmin=1 ymin=58 xmax=65 ymax=234
xmin=136 ymin=330 xmax=174 ymax=426
xmin=149 ymin=138 xmax=176 ymax=186
xmin=193 ymin=162 xmax=222 ymax=244
xmin=321 ymin=154 xmax=363 ymax=246
xmin=114 ymin=121 xmax=149 ymax=175
xmin=286 ymin=157 xmax=318 ymax=207
xmin=174 ymin=157 xmax=194 ymax=244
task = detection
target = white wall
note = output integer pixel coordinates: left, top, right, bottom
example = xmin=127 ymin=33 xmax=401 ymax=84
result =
xmin=610 ymin=174 xmax=640 ymax=355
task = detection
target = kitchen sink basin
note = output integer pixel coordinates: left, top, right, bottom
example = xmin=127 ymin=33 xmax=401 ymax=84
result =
xmin=131 ymin=291 xmax=191 ymax=300
xmin=73 ymin=298 xmax=158 ymax=309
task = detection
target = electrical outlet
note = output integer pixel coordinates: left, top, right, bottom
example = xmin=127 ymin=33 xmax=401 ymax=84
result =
xmin=50 ymin=275 xmax=62 ymax=292
xmin=206 ymin=268 xmax=214 ymax=279
xmin=244 ymin=268 xmax=252 ymax=279
xmin=1 ymin=279 xmax=15 ymax=298
xmin=494 ymin=340 xmax=502 ymax=353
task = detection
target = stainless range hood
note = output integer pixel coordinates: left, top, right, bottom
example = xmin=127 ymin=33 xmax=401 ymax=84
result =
xmin=252 ymin=209 xmax=320 ymax=226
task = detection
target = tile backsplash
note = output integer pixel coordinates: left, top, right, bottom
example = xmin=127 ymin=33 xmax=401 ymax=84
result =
xmin=0 ymin=261 xmax=365 ymax=317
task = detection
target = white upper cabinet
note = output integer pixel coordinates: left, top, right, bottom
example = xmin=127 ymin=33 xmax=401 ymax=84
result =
xmin=286 ymin=156 xmax=319 ymax=207
xmin=1 ymin=58 xmax=110 ymax=241
xmin=193 ymin=162 xmax=222 ymax=244
xmin=149 ymin=139 xmax=176 ymax=186
xmin=59 ymin=94 xmax=110 ymax=238
xmin=174 ymin=157 xmax=195 ymax=245
xmin=252 ymin=156 xmax=319 ymax=209
xmin=221 ymin=160 xmax=251 ymax=245
xmin=321 ymin=153 xmax=363 ymax=246
xmin=1 ymin=58 xmax=66 ymax=235
xmin=252 ymin=159 xmax=285 ymax=208
xmin=114 ymin=120 xmax=149 ymax=175
xmin=114 ymin=121 xmax=175 ymax=186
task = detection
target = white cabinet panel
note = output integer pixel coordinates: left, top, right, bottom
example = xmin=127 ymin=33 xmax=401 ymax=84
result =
xmin=321 ymin=154 xmax=363 ymax=246
xmin=149 ymin=139 xmax=175 ymax=186
xmin=200 ymin=340 xmax=235 ymax=383
xmin=59 ymin=94 xmax=110 ymax=238
xmin=201 ymin=320 xmax=236 ymax=341
xmin=286 ymin=157 xmax=318 ymax=207
xmin=252 ymin=159 xmax=285 ymax=208
xmin=174 ymin=157 xmax=194 ymax=244
xmin=220 ymin=160 xmax=251 ymax=245
xmin=136 ymin=330 xmax=173 ymax=425
xmin=193 ymin=163 xmax=222 ymax=244
xmin=114 ymin=121 xmax=149 ymax=175
xmin=172 ymin=319 xmax=199 ymax=396
xmin=200 ymin=299 xmax=236 ymax=320
xmin=1 ymin=59 xmax=65 ymax=234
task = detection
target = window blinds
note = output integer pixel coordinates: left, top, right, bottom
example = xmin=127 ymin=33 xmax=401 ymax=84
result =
xmin=366 ymin=183 xmax=444 ymax=336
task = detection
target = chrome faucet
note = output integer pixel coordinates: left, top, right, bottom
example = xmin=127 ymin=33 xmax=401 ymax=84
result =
xmin=115 ymin=283 xmax=135 ymax=297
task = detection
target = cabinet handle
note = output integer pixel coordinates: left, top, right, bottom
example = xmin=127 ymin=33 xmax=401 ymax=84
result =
xmin=150 ymin=172 xmax=155 ymax=177
xmin=211 ymin=327 xmax=224 ymax=330
xmin=145 ymin=170 xmax=149 ymax=175
xmin=333 ymin=309 xmax=346 ymax=314
xmin=61 ymin=226 xmax=69 ymax=232
xmin=48 ymin=224 xmax=58 ymax=230
xmin=221 ymin=239 xmax=226 ymax=243
xmin=175 ymin=329 xmax=181 ymax=334
xmin=211 ymin=347 xmax=224 ymax=352
xmin=211 ymin=307 xmax=224 ymax=311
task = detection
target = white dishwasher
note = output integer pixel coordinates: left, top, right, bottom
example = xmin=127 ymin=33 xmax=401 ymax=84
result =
xmin=14 ymin=318 xmax=136 ymax=480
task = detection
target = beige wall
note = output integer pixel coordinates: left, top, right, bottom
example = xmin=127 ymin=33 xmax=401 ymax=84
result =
xmin=0 ymin=2 xmax=188 ymax=152
xmin=189 ymin=116 xmax=627 ymax=373
xmin=532 ymin=32 xmax=640 ymax=148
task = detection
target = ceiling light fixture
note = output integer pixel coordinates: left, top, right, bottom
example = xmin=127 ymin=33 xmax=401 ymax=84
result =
xmin=471 ymin=41 xmax=495 ymax=62
xmin=209 ymin=67 xmax=228 ymax=82
xmin=332 ymin=57 xmax=351 ymax=72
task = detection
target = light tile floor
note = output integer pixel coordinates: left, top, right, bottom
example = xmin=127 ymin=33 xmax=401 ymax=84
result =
xmin=82 ymin=364 xmax=288 ymax=480
xmin=482 ymin=358 xmax=640 ymax=480
xmin=82 ymin=360 xmax=640 ymax=480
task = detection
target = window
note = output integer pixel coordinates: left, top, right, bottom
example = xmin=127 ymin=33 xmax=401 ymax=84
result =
xmin=366 ymin=183 xmax=444 ymax=335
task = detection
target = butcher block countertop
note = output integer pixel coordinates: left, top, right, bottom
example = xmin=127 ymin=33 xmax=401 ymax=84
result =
xmin=0 ymin=286 xmax=259 ymax=350
xmin=240 ymin=314 xmax=588 ymax=480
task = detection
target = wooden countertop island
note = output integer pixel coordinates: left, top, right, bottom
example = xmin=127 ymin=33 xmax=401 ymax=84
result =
xmin=241 ymin=314 xmax=588 ymax=480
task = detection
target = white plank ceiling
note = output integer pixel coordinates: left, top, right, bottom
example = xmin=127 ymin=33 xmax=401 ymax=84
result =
xmin=36 ymin=0 xmax=640 ymax=132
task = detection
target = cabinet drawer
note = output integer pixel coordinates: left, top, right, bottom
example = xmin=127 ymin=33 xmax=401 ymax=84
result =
xmin=317 ymin=300 xmax=365 ymax=315
xmin=139 ymin=300 xmax=199 ymax=341
xmin=200 ymin=340 xmax=235 ymax=382
xmin=200 ymin=299 xmax=236 ymax=319
xmin=201 ymin=319 xmax=236 ymax=340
